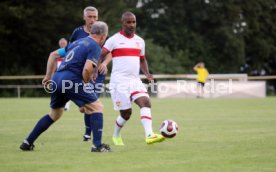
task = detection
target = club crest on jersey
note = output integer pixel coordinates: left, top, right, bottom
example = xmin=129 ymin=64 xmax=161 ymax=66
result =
xmin=136 ymin=42 xmax=140 ymax=48
xmin=116 ymin=101 xmax=121 ymax=107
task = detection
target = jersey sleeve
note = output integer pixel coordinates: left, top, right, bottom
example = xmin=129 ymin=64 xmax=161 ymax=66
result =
xmin=57 ymin=48 xmax=66 ymax=57
xmin=103 ymin=36 xmax=114 ymax=52
xmin=87 ymin=47 xmax=101 ymax=67
xmin=140 ymin=39 xmax=145 ymax=59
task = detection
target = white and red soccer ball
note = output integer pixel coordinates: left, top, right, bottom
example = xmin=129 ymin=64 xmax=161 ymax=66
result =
xmin=159 ymin=120 xmax=178 ymax=138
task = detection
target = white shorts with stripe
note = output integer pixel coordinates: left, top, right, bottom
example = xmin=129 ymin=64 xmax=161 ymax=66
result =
xmin=109 ymin=79 xmax=149 ymax=110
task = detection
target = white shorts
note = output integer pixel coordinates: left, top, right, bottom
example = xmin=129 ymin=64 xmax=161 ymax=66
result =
xmin=109 ymin=79 xmax=149 ymax=110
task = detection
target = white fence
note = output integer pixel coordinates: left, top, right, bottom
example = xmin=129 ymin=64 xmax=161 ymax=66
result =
xmin=157 ymin=80 xmax=266 ymax=98
xmin=0 ymin=74 xmax=275 ymax=98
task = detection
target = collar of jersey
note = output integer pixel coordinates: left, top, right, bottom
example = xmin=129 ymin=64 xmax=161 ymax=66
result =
xmin=120 ymin=30 xmax=134 ymax=39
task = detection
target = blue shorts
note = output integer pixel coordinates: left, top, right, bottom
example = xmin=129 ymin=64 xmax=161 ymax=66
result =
xmin=197 ymin=81 xmax=205 ymax=87
xmin=50 ymin=71 xmax=98 ymax=109
xmin=93 ymin=72 xmax=106 ymax=97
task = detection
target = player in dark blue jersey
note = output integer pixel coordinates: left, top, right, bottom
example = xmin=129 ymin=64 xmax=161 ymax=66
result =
xmin=69 ymin=6 xmax=111 ymax=141
xmin=69 ymin=6 xmax=97 ymax=43
xmin=20 ymin=21 xmax=112 ymax=152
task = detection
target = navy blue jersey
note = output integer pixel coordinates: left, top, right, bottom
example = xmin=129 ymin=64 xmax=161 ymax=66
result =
xmin=68 ymin=26 xmax=109 ymax=97
xmin=57 ymin=37 xmax=101 ymax=78
xmin=69 ymin=26 xmax=89 ymax=43
xmin=70 ymin=25 xmax=109 ymax=45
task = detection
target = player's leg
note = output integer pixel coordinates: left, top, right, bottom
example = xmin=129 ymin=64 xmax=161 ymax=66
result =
xmin=134 ymin=96 xmax=153 ymax=136
xmin=20 ymin=108 xmax=64 ymax=151
xmin=70 ymin=81 xmax=111 ymax=152
xmin=200 ymin=82 xmax=205 ymax=97
xmin=81 ymin=100 xmax=111 ymax=152
xmin=82 ymin=112 xmax=93 ymax=142
xmin=110 ymin=83 xmax=132 ymax=146
xmin=83 ymin=113 xmax=92 ymax=141
xmin=20 ymin=81 xmax=68 ymax=151
xmin=82 ymin=100 xmax=103 ymax=147
xmin=82 ymin=74 xmax=106 ymax=142
xmin=134 ymin=95 xmax=165 ymax=144
xmin=196 ymin=82 xmax=201 ymax=98
xmin=197 ymin=82 xmax=204 ymax=98
xmin=131 ymin=80 xmax=155 ymax=137
xmin=112 ymin=108 xmax=132 ymax=146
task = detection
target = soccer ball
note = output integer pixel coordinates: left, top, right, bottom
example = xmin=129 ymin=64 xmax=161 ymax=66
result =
xmin=159 ymin=120 xmax=178 ymax=138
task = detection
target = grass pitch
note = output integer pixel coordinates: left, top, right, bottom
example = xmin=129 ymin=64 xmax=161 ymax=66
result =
xmin=0 ymin=97 xmax=276 ymax=172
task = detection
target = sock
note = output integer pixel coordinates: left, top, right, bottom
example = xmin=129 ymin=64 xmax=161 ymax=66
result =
xmin=90 ymin=112 xmax=103 ymax=147
xmin=64 ymin=101 xmax=70 ymax=111
xmin=84 ymin=113 xmax=91 ymax=136
xmin=113 ymin=115 xmax=127 ymax=138
xmin=26 ymin=114 xmax=54 ymax=145
xmin=140 ymin=107 xmax=153 ymax=137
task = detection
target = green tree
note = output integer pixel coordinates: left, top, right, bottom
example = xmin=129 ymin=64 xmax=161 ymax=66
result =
xmin=137 ymin=0 xmax=276 ymax=74
xmin=0 ymin=0 xmax=137 ymax=75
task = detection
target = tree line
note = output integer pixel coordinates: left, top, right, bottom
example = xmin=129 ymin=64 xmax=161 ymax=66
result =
xmin=0 ymin=0 xmax=275 ymax=77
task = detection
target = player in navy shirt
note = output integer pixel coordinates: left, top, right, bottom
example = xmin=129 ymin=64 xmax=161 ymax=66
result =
xmin=70 ymin=26 xmax=90 ymax=43
xmin=69 ymin=6 xmax=111 ymax=141
xmin=20 ymin=21 xmax=112 ymax=152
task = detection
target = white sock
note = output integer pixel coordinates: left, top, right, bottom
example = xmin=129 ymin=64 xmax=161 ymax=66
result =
xmin=113 ymin=115 xmax=126 ymax=137
xmin=64 ymin=101 xmax=70 ymax=110
xmin=140 ymin=107 xmax=153 ymax=137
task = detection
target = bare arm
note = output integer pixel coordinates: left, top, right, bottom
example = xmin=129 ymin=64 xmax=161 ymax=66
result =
xmin=98 ymin=48 xmax=110 ymax=65
xmin=82 ymin=60 xmax=95 ymax=83
xmin=98 ymin=52 xmax=112 ymax=74
xmin=92 ymin=48 xmax=110 ymax=80
xmin=42 ymin=50 xmax=59 ymax=85
xmin=140 ymin=57 xmax=153 ymax=81
xmin=193 ymin=63 xmax=200 ymax=71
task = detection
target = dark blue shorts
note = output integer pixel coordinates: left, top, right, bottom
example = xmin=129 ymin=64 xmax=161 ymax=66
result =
xmin=93 ymin=72 xmax=106 ymax=97
xmin=50 ymin=71 xmax=98 ymax=109
xmin=197 ymin=82 xmax=205 ymax=87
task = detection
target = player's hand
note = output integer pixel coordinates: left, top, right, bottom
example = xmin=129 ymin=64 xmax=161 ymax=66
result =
xmin=79 ymin=107 xmax=85 ymax=113
xmin=91 ymin=72 xmax=97 ymax=81
xmin=42 ymin=75 xmax=51 ymax=86
xmin=146 ymin=73 xmax=154 ymax=81
xmin=98 ymin=63 xmax=108 ymax=75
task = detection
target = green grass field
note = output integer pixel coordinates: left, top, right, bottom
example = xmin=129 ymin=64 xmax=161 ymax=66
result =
xmin=0 ymin=97 xmax=276 ymax=172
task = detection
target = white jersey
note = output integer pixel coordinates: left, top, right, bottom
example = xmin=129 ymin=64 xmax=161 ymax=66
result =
xmin=103 ymin=31 xmax=145 ymax=83
xmin=57 ymin=57 xmax=64 ymax=68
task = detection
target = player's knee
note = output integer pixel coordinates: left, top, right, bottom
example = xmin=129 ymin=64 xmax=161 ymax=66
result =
xmin=85 ymin=101 xmax=104 ymax=113
xmin=121 ymin=113 xmax=131 ymax=120
xmin=120 ymin=109 xmax=132 ymax=120
xmin=142 ymin=100 xmax=151 ymax=108
xmin=49 ymin=108 xmax=63 ymax=121
xmin=139 ymin=100 xmax=151 ymax=108
xmin=135 ymin=97 xmax=151 ymax=108
xmin=95 ymin=102 xmax=104 ymax=112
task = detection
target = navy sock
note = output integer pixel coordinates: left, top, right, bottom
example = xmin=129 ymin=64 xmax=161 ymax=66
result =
xmin=90 ymin=112 xmax=103 ymax=147
xmin=26 ymin=114 xmax=54 ymax=145
xmin=84 ymin=114 xmax=91 ymax=136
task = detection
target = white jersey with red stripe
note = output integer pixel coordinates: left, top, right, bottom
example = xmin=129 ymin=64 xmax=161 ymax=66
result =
xmin=57 ymin=57 xmax=64 ymax=68
xmin=103 ymin=31 xmax=145 ymax=83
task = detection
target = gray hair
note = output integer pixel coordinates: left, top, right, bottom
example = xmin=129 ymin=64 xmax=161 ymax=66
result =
xmin=91 ymin=21 xmax=108 ymax=36
xmin=83 ymin=6 xmax=98 ymax=15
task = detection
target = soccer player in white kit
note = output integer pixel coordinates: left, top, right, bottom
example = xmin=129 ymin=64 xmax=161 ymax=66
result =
xmin=98 ymin=11 xmax=165 ymax=145
xmin=57 ymin=38 xmax=70 ymax=111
